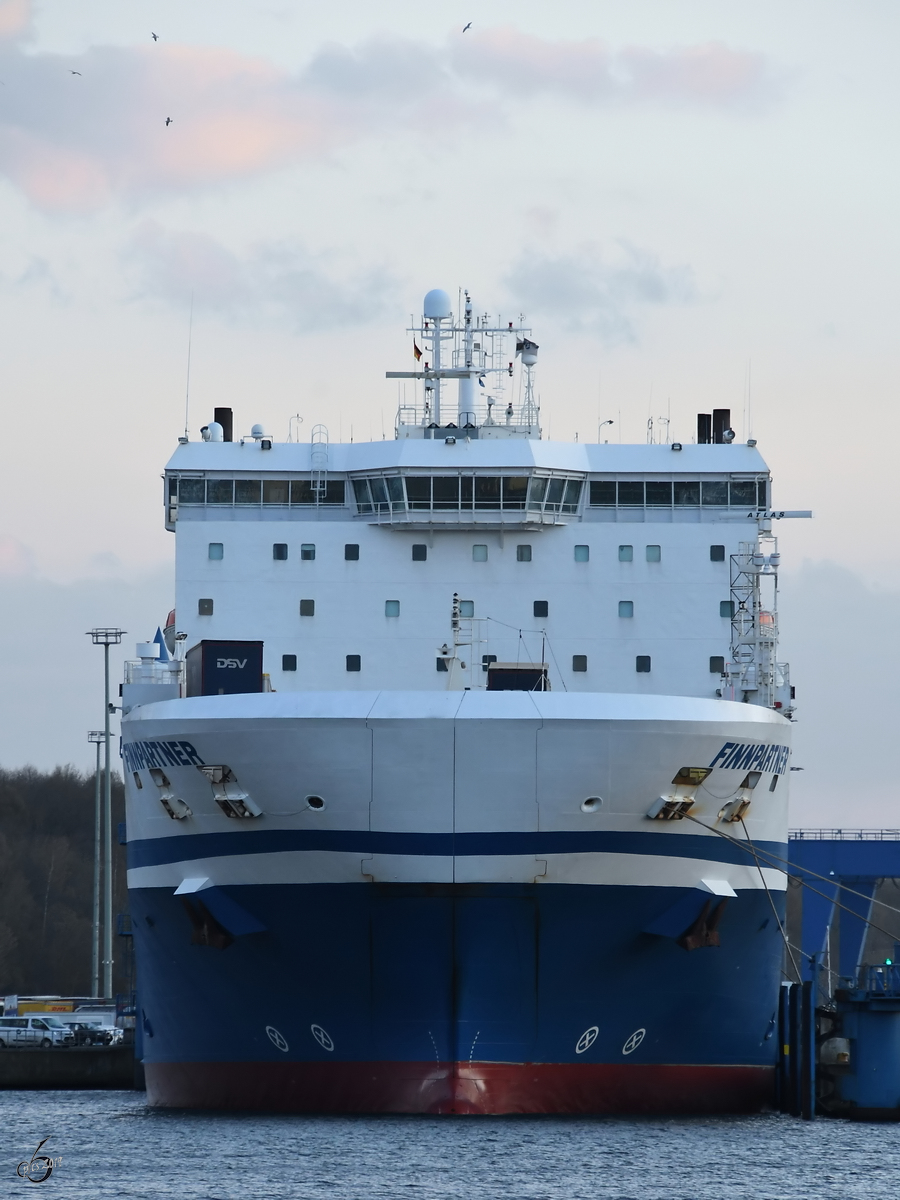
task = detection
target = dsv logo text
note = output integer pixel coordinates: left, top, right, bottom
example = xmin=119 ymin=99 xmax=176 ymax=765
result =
xmin=217 ymin=658 xmax=247 ymax=669
xmin=16 ymin=1138 xmax=61 ymax=1183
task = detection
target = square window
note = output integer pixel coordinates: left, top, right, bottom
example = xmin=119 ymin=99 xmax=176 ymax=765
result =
xmin=589 ymin=480 xmax=616 ymax=506
xmin=720 ymin=600 xmax=735 ymax=618
xmin=263 ymin=479 xmax=290 ymax=505
xmin=618 ymin=481 xmax=644 ymax=506
xmin=572 ymin=654 xmax=587 ymax=672
xmin=710 ymin=656 xmax=725 ymax=673
xmin=618 ymin=545 xmax=633 ymax=562
xmin=674 ymin=481 xmax=700 ymax=506
xmin=574 ymin=545 xmax=589 ymax=562
xmin=702 ymin=481 xmax=729 ymax=506
xmin=436 ymin=657 xmax=449 ymax=672
xmin=178 ymin=477 xmax=205 ymax=504
xmin=710 ymin=545 xmax=726 ymax=562
xmin=234 ymin=479 xmax=261 ymax=505
xmin=272 ymin=543 xmax=288 ymax=561
xmin=208 ymin=542 xmax=223 ymax=560
xmin=206 ymin=479 xmax=234 ymax=504
xmin=282 ymin=654 xmax=297 ymax=671
xmin=385 ymin=600 xmax=400 ymax=617
xmin=646 ymin=545 xmax=661 ymax=563
xmin=646 ymin=482 xmax=673 ymax=506
xmin=534 ymin=600 xmax=549 ymax=618
xmin=516 ymin=545 xmax=532 ymax=562
xmin=344 ymin=544 xmax=360 ymax=561
xmin=472 ymin=544 xmax=488 ymax=562
xmin=346 ymin=654 xmax=361 ymax=672
xmin=300 ymin=544 xmax=316 ymax=561
xmin=412 ymin=544 xmax=427 ymax=561
xmin=729 ymin=481 xmax=756 ymax=506
xmin=636 ymin=655 xmax=651 ymax=673
xmin=299 ymin=599 xmax=315 ymax=616
xmin=198 ymin=598 xmax=213 ymax=616
xmin=459 ymin=600 xmax=474 ymax=618
xmin=619 ymin=600 xmax=634 ymax=618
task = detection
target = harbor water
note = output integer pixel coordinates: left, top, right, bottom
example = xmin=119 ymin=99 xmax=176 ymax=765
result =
xmin=5 ymin=1090 xmax=900 ymax=1199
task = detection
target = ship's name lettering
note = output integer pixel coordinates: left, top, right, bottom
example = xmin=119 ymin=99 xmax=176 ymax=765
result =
xmin=123 ymin=740 xmax=205 ymax=772
xmin=708 ymin=741 xmax=789 ymax=774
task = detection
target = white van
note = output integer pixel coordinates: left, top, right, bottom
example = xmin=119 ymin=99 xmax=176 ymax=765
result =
xmin=0 ymin=1015 xmax=74 ymax=1047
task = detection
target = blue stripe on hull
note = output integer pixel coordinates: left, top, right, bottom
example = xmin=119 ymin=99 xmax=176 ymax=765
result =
xmin=132 ymin=882 xmax=783 ymax=1072
xmin=127 ymin=829 xmax=788 ymax=870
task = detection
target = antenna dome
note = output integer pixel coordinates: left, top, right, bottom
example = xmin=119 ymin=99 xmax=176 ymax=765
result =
xmin=423 ymin=289 xmax=452 ymax=320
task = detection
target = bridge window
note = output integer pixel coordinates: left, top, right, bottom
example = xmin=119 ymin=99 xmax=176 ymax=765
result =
xmin=729 ymin=481 xmax=756 ymax=506
xmin=646 ymin=482 xmax=673 ymax=506
xmin=263 ymin=480 xmax=289 ymax=504
xmin=674 ymin=481 xmax=700 ymax=506
xmin=702 ymin=481 xmax=728 ymax=506
xmin=178 ymin=478 xmax=205 ymax=504
xmin=207 ymin=480 xmax=234 ymax=505
xmin=235 ymin=479 xmax=261 ymax=504
xmin=618 ymin=482 xmax=644 ymax=506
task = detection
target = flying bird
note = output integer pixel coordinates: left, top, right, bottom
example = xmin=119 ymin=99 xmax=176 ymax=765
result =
xmin=462 ymin=22 xmax=472 ymax=32
xmin=69 ymin=70 xmax=82 ymax=76
xmin=165 ymin=117 xmax=173 ymax=126
xmin=151 ymin=32 xmax=159 ymax=41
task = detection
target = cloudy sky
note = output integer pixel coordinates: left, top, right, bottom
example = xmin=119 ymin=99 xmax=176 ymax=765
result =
xmin=0 ymin=1 xmax=897 ymax=825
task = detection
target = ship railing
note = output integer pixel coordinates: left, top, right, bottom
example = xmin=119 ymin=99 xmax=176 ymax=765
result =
xmin=124 ymin=660 xmax=184 ymax=686
xmin=789 ymin=828 xmax=900 ymax=841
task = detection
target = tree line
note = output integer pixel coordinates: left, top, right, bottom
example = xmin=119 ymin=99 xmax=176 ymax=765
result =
xmin=0 ymin=766 xmax=129 ymax=998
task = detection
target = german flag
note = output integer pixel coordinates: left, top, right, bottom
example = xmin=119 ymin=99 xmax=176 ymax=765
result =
xmin=413 ymin=341 xmax=423 ymax=361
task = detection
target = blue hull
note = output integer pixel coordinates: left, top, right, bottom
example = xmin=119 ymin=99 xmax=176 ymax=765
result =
xmin=132 ymin=880 xmax=783 ymax=1112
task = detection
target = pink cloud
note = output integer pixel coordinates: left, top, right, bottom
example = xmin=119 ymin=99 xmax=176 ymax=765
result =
xmin=0 ymin=27 xmax=774 ymax=212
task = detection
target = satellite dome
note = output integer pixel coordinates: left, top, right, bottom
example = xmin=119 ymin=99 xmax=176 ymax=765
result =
xmin=423 ymin=289 xmax=452 ymax=320
xmin=250 ymin=423 xmax=266 ymax=438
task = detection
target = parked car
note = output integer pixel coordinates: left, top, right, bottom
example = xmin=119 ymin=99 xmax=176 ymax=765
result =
xmin=0 ymin=1016 xmax=74 ymax=1047
xmin=60 ymin=1021 xmax=114 ymax=1046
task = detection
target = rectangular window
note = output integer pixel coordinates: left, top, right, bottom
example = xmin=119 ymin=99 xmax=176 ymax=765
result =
xmin=178 ymin=478 xmax=205 ymax=504
xmin=619 ymin=600 xmax=634 ymax=618
xmin=459 ymin=600 xmax=474 ymax=618
xmin=346 ymin=654 xmax=361 ymax=672
xmin=234 ymin=479 xmax=262 ymax=505
xmin=589 ymin=480 xmax=616 ymax=506
xmin=636 ymin=655 xmax=651 ymax=673
xmin=729 ymin=481 xmax=756 ymax=506
xmin=369 ymin=477 xmax=389 ymax=508
xmin=572 ymin=654 xmax=587 ymax=672
xmin=472 ymin=544 xmax=488 ymax=562
xmin=710 ymin=656 xmax=725 ymax=673
xmin=299 ymin=599 xmax=315 ymax=616
xmin=208 ymin=542 xmax=223 ymax=560
xmin=198 ymin=598 xmax=213 ymax=616
xmin=574 ymin=545 xmax=589 ymax=562
xmin=263 ymin=480 xmax=290 ymax=505
xmin=646 ymin=545 xmax=661 ymax=563
xmin=206 ymin=479 xmax=234 ymax=505
xmin=674 ymin=480 xmax=700 ymax=506
xmin=562 ymin=479 xmax=583 ymax=512
xmin=710 ymin=545 xmax=726 ymax=562
xmin=412 ymin=544 xmax=427 ymax=561
xmin=282 ymin=654 xmax=297 ymax=671
xmin=516 ymin=545 xmax=532 ymax=562
xmin=701 ymin=481 xmax=729 ymax=506
xmin=475 ymin=476 xmax=502 ymax=509
xmin=436 ymin=657 xmax=449 ymax=672
xmin=292 ymin=479 xmax=346 ymax=505
xmin=645 ymin=481 xmax=673 ymax=506
xmin=386 ymin=477 xmax=405 ymax=509
xmin=618 ymin=481 xmax=644 ymax=506
xmin=406 ymin=478 xmax=431 ymax=509
xmin=529 ymin=477 xmax=548 ymax=507
xmin=503 ymin=477 xmax=529 ymax=509
xmin=345 ymin=544 xmax=360 ymax=561
xmin=385 ymin=600 xmax=400 ymax=617
xmin=352 ymin=479 xmax=372 ymax=513
xmin=758 ymin=480 xmax=768 ymax=507
xmin=618 ymin=545 xmax=633 ymax=562
xmin=720 ymin=600 xmax=735 ymax=618
xmin=273 ymin=543 xmax=288 ymax=561
xmin=533 ymin=600 xmax=549 ymax=618
xmin=300 ymin=544 xmax=316 ymax=561
xmin=432 ymin=476 xmax=459 ymax=509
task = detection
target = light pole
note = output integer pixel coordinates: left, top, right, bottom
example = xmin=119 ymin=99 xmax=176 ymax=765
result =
xmin=87 ymin=627 xmax=124 ymax=999
xmin=598 ymin=419 xmax=614 ymax=442
xmin=87 ymin=731 xmax=104 ymax=997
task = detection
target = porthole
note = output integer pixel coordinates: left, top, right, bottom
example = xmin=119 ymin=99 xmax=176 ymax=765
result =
xmin=306 ymin=795 xmax=325 ymax=811
xmin=581 ymin=797 xmax=603 ymax=813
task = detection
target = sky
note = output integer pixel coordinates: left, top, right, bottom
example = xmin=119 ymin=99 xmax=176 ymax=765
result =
xmin=0 ymin=0 xmax=898 ymax=826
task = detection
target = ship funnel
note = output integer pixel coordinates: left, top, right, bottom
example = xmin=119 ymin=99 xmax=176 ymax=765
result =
xmin=423 ymin=289 xmax=452 ymax=320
